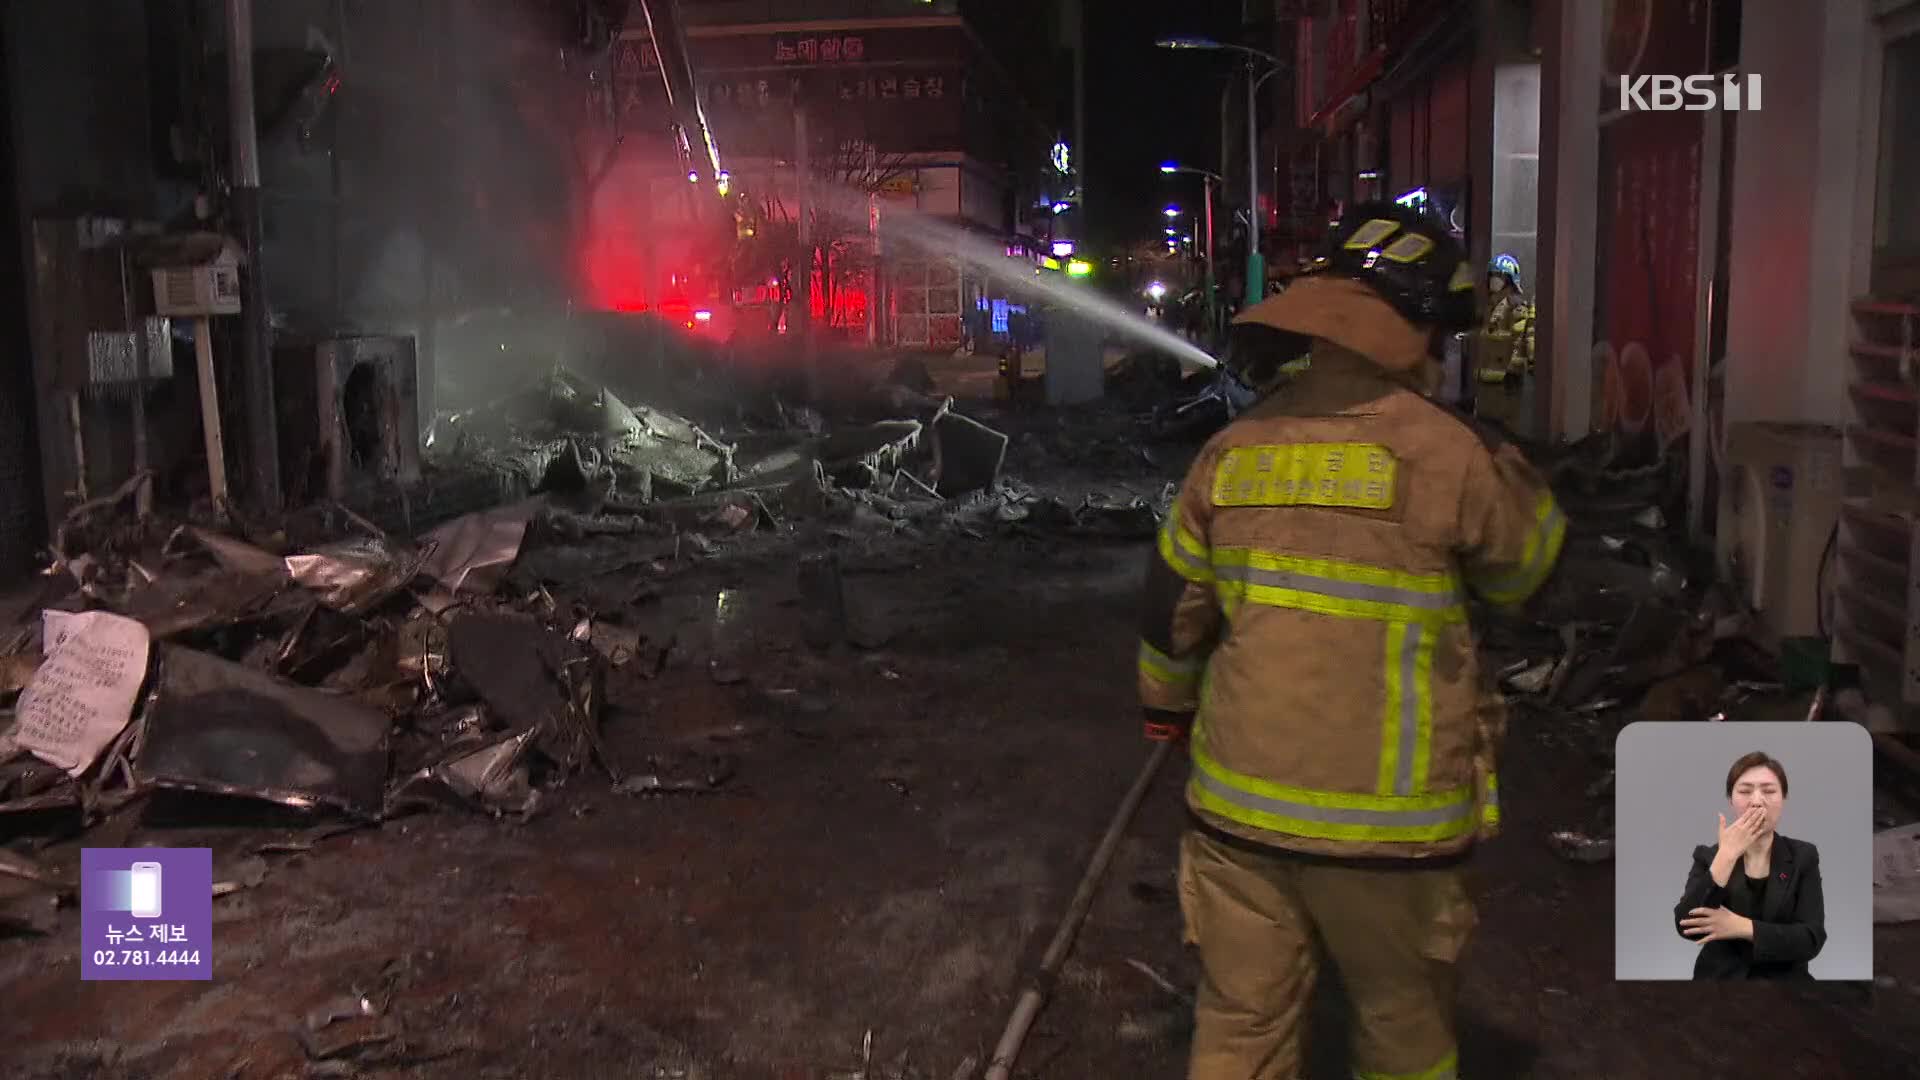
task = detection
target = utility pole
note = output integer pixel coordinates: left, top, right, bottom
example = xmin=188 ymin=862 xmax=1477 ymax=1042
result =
xmin=866 ymin=140 xmax=881 ymax=348
xmin=225 ymin=0 xmax=281 ymax=510
xmin=794 ymin=103 xmax=815 ymax=397
xmin=1069 ymin=0 xmax=1086 ymax=228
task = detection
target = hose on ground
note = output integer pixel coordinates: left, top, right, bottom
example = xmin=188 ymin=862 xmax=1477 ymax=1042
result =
xmin=982 ymin=739 xmax=1175 ymax=1080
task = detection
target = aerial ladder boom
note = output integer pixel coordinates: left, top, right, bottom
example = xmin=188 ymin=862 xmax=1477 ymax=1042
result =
xmin=634 ymin=0 xmax=723 ymax=184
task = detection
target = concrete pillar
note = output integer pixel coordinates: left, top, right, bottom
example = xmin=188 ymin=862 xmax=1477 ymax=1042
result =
xmin=1535 ymin=0 xmax=1601 ymax=439
xmin=1488 ymin=64 xmax=1540 ymax=292
xmin=1043 ymin=309 xmax=1104 ymax=405
xmin=1723 ymin=0 xmax=1878 ymax=425
xmin=1471 ymin=0 xmax=1542 ymax=432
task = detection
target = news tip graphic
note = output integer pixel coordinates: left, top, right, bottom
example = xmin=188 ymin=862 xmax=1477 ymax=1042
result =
xmin=82 ymin=848 xmax=212 ymax=981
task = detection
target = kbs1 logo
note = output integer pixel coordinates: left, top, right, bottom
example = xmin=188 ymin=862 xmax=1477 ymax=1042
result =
xmin=1617 ymin=74 xmax=1762 ymax=112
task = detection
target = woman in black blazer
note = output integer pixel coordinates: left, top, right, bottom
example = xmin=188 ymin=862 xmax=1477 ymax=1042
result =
xmin=1674 ymin=750 xmax=1827 ymax=980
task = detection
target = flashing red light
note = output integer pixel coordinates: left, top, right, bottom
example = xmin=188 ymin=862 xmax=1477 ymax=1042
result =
xmin=694 ymin=310 xmax=713 ymax=322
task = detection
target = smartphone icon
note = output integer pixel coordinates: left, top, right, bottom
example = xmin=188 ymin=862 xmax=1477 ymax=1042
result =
xmin=129 ymin=862 xmax=163 ymax=919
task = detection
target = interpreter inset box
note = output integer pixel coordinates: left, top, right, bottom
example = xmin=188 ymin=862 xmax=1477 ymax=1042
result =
xmin=1613 ymin=721 xmax=1872 ymax=981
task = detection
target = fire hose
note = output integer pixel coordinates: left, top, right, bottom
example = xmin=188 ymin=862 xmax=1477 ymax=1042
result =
xmin=983 ymin=740 xmax=1175 ymax=1080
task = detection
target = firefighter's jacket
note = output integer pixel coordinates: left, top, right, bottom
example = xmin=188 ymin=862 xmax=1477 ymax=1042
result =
xmin=1139 ymin=345 xmax=1566 ymax=861
xmin=1478 ymin=292 xmax=1534 ymax=382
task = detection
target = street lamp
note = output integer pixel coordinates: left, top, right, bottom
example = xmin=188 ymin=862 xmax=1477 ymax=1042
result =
xmin=1161 ymin=161 xmax=1223 ymax=340
xmin=1157 ymin=36 xmax=1287 ymax=305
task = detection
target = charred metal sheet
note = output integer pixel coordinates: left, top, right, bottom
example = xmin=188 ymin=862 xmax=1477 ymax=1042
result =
xmin=118 ymin=567 xmax=298 ymax=639
xmin=445 ymin=613 xmax=603 ymax=774
xmin=418 ymin=499 xmax=542 ymax=605
xmin=820 ymin=421 xmax=922 ymax=490
xmin=136 ymin=646 xmax=389 ymax=819
xmin=185 ymin=527 xmax=288 ymax=579
xmin=285 ymin=536 xmax=430 ymax=616
xmin=0 ymin=754 xmax=76 ymax=809
xmin=931 ymin=411 xmax=1007 ymax=496
xmin=387 ymin=730 xmax=540 ymax=817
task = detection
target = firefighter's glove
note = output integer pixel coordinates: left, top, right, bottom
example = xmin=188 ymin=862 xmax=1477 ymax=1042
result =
xmin=1144 ymin=708 xmax=1194 ymax=745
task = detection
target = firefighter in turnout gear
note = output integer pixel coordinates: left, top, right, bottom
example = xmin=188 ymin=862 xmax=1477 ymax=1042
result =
xmin=1473 ymin=255 xmax=1534 ymax=430
xmin=1138 ymin=204 xmax=1566 ymax=1080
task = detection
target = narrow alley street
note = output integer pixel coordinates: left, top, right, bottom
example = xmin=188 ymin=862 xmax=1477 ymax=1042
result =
xmin=4 ymin=1 xmax=1920 ymax=1076
xmin=5 ymin=391 xmax=1919 ymax=1079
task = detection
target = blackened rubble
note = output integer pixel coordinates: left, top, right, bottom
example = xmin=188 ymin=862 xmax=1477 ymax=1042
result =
xmin=0 ymin=354 xmax=1182 ymax=866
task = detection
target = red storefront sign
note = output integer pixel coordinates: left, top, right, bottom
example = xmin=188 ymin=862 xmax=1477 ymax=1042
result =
xmin=602 ymin=24 xmax=972 ymax=157
xmin=630 ymin=23 xmax=969 ymax=72
xmin=773 ymin=33 xmax=867 ymax=64
xmin=1592 ymin=0 xmax=1712 ymax=446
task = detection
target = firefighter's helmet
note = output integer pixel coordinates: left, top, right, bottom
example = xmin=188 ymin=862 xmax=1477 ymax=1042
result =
xmin=1490 ymin=254 xmax=1522 ymax=293
xmin=1302 ymin=202 xmax=1476 ymax=333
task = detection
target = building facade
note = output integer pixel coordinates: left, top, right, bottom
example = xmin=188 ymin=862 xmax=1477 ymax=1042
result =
xmin=1280 ymin=0 xmax=1920 ymax=722
xmin=609 ymin=0 xmax=1068 ymax=349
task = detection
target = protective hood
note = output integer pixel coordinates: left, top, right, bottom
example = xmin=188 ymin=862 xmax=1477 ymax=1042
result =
xmin=1231 ymin=275 xmax=1433 ymax=374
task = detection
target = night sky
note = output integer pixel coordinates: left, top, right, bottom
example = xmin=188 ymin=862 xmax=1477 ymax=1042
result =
xmin=1083 ymin=1 xmax=1245 ymax=252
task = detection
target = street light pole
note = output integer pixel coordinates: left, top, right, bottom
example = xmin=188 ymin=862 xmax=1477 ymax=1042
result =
xmin=1161 ymin=164 xmax=1223 ymax=341
xmin=1245 ymin=57 xmax=1262 ymax=306
xmin=1157 ymin=37 xmax=1287 ymax=309
xmin=1202 ymin=176 xmax=1216 ymax=339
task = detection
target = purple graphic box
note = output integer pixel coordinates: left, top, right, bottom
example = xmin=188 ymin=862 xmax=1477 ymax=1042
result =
xmin=81 ymin=848 xmax=212 ymax=981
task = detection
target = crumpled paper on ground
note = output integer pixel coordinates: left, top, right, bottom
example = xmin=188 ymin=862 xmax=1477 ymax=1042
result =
xmin=4 ymin=611 xmax=151 ymax=777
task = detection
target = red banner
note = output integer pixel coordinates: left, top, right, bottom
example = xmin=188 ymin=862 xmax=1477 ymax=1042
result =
xmin=1593 ymin=0 xmax=1711 ymax=447
xmin=1594 ymin=110 xmax=1702 ymax=447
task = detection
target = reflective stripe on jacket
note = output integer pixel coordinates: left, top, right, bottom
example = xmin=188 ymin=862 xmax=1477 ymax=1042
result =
xmin=1137 ymin=345 xmax=1565 ymax=860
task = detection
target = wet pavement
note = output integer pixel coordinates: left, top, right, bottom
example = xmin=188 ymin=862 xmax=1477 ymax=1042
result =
xmin=5 ymin=403 xmax=1920 ymax=1079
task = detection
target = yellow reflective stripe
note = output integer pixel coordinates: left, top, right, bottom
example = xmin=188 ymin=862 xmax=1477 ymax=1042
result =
xmin=1138 ymin=640 xmax=1200 ymax=688
xmin=1380 ymin=623 xmax=1406 ymax=795
xmin=1412 ymin=622 xmax=1437 ymax=792
xmin=1377 ymin=621 xmax=1439 ymax=796
xmin=1343 ymin=218 xmax=1401 ymax=251
xmin=1356 ymin=1049 xmax=1459 ymax=1080
xmin=1189 ymin=726 xmax=1475 ymax=844
xmin=1379 ymin=232 xmax=1434 ymax=264
xmin=1472 ymin=492 xmax=1568 ymax=605
xmin=1157 ymin=509 xmax=1213 ymax=584
xmin=1481 ymin=771 xmax=1500 ymax=827
xmin=1211 ymin=548 xmax=1465 ymax=626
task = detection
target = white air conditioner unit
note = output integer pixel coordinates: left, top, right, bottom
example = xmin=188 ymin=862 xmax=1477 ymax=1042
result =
xmin=1714 ymin=423 xmax=1843 ymax=643
xmin=150 ymin=246 xmax=241 ymax=317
